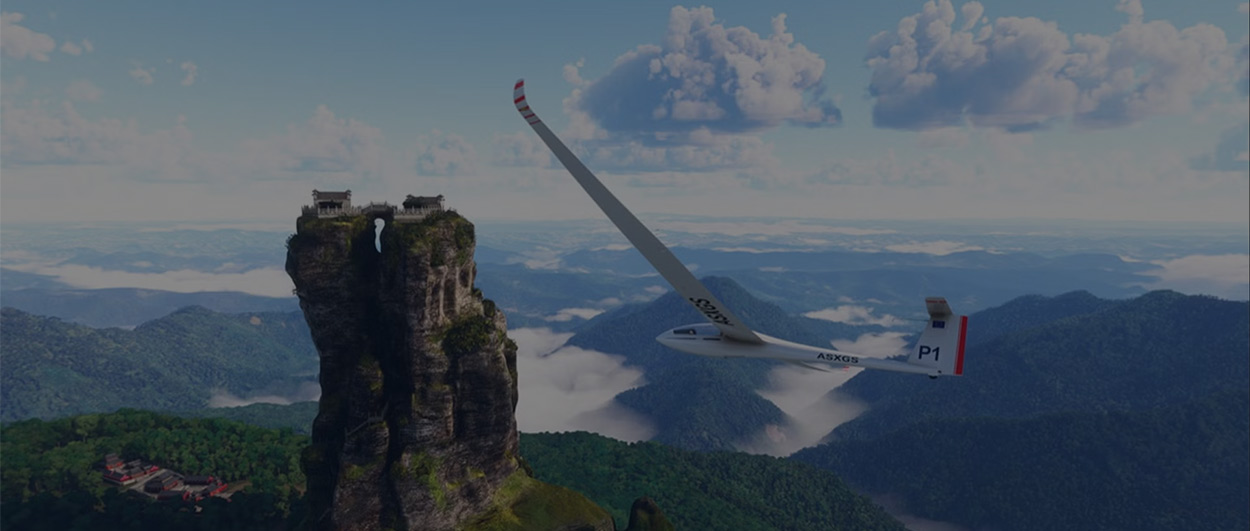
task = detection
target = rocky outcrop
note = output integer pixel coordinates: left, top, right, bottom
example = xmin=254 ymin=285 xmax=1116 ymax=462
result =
xmin=624 ymin=497 xmax=675 ymax=531
xmin=286 ymin=208 xmax=611 ymax=531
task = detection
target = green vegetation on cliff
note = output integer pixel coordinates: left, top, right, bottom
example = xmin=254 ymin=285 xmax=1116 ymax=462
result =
xmin=466 ymin=469 xmax=614 ymax=530
xmin=384 ymin=209 xmax=476 ymax=267
xmin=286 ymin=214 xmax=372 ymax=254
xmin=442 ymin=313 xmax=497 ymax=357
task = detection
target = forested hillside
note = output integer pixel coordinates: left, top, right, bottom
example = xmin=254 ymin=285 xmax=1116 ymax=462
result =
xmin=0 ymin=306 xmax=318 ymax=421
xmin=1 ymin=410 xmax=307 ymax=530
xmin=792 ymin=389 xmax=1250 ymax=531
xmin=790 ymin=290 xmax=1250 ymax=531
xmin=521 ymin=431 xmax=904 ymax=531
xmin=0 ymin=410 xmax=907 ymax=530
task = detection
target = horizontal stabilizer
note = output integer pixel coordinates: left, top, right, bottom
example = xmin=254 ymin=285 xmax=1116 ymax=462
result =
xmin=925 ymin=297 xmax=953 ymax=319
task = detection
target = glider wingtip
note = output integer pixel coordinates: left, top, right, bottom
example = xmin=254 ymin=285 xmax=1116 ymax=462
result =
xmin=513 ymin=79 xmax=541 ymax=125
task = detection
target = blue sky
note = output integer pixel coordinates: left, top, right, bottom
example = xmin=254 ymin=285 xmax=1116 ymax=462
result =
xmin=2 ymin=0 xmax=1247 ymax=224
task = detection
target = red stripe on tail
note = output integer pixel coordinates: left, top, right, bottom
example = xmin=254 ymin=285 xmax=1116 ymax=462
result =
xmin=954 ymin=315 xmax=968 ymax=375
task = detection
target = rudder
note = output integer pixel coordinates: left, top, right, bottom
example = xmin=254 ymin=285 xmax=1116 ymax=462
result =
xmin=907 ymin=297 xmax=967 ymax=376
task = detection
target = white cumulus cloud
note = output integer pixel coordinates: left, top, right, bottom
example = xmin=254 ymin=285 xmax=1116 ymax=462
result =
xmin=413 ymin=130 xmax=479 ymax=176
xmin=560 ymin=6 xmax=840 ymax=172
xmin=59 ymin=40 xmax=82 ymax=56
xmin=1190 ymin=124 xmax=1250 ymax=171
xmin=241 ymin=105 xmax=385 ymax=179
xmin=1 ymin=12 xmax=56 ymax=61
xmin=0 ymin=100 xmax=193 ymax=173
xmin=129 ymin=63 xmax=155 ymax=85
xmin=491 ymin=130 xmax=551 ymax=167
xmin=866 ymin=0 xmax=1238 ymax=131
xmin=65 ymin=79 xmax=102 ymax=102
xmin=180 ymin=61 xmax=198 ymax=86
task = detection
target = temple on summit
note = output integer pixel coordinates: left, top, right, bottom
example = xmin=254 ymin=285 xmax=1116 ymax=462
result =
xmin=303 ymin=190 xmax=445 ymax=221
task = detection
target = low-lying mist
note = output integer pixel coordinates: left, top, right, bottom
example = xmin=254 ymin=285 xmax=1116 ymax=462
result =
xmin=511 ymin=327 xmax=655 ymax=442
xmin=743 ymin=331 xmax=910 ymax=456
xmin=207 ymin=380 xmax=321 ymax=408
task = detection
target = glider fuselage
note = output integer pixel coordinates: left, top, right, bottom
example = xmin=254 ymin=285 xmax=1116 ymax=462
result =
xmin=656 ymin=323 xmax=934 ymax=375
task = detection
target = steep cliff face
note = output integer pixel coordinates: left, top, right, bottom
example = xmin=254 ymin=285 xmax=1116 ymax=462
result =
xmin=286 ymin=208 xmax=611 ymax=531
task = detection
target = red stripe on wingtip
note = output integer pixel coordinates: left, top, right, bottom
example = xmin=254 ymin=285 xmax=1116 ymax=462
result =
xmin=514 ymin=96 xmax=526 ymax=104
xmin=954 ymin=315 xmax=968 ymax=375
xmin=514 ymin=80 xmax=524 ymax=89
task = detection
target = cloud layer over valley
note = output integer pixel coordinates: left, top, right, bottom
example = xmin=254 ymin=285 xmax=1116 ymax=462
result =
xmin=511 ymin=327 xmax=655 ymax=442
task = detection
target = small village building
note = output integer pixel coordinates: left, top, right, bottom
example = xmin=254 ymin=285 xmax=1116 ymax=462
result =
xmin=157 ymin=490 xmax=190 ymax=502
xmin=185 ymin=475 xmax=216 ymax=486
xmin=102 ymin=470 xmax=133 ymax=485
xmin=104 ymin=454 xmax=124 ymax=470
xmin=144 ymin=475 xmax=182 ymax=493
xmin=198 ymin=481 xmax=229 ymax=499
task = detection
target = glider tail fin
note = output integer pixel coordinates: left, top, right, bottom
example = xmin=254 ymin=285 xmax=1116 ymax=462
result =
xmin=906 ymin=297 xmax=967 ymax=377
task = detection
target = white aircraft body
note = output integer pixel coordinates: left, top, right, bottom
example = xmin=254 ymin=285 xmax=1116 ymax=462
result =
xmin=513 ymin=79 xmax=967 ymax=378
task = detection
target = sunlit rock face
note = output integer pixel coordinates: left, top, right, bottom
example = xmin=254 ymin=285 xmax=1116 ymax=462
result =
xmin=287 ymin=209 xmax=522 ymax=530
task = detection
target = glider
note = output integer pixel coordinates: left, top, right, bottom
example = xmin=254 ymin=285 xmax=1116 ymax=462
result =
xmin=513 ymin=79 xmax=967 ymax=377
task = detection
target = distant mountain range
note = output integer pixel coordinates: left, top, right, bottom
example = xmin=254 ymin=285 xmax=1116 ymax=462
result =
xmin=2 ymin=242 xmax=1172 ymax=329
xmin=789 ymin=290 xmax=1249 ymax=530
xmin=0 ymin=285 xmax=300 ymax=329
xmin=0 ymin=306 xmax=318 ymax=422
xmin=828 ymin=289 xmax=1250 ymax=441
xmin=559 ymin=247 xmax=1156 ymax=310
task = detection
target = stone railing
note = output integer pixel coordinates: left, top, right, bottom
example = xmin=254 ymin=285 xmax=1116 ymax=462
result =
xmin=300 ymin=204 xmax=443 ymax=221
xmin=301 ymin=205 xmax=362 ymax=218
